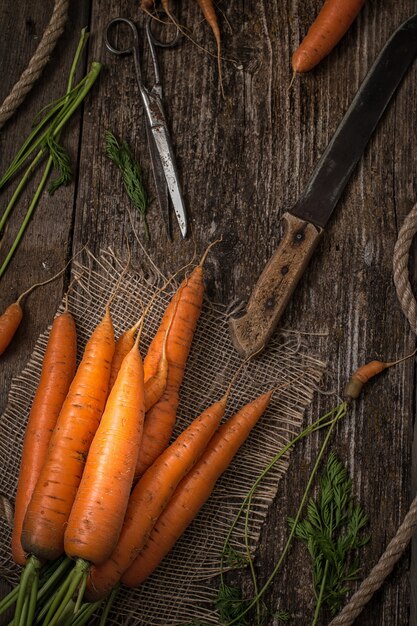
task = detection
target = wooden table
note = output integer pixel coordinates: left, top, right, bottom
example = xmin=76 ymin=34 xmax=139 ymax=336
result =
xmin=1 ymin=1 xmax=417 ymax=624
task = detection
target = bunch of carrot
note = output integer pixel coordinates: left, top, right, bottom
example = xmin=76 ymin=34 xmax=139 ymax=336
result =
xmin=3 ymin=242 xmax=279 ymax=626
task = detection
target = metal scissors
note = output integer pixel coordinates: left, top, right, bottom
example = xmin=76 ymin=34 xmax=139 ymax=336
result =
xmin=105 ymin=15 xmax=187 ymax=239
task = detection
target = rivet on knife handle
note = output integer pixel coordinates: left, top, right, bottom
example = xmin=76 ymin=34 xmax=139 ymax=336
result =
xmin=229 ymin=213 xmax=322 ymax=358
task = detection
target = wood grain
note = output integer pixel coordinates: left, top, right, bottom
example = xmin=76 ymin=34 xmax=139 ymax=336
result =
xmin=1 ymin=1 xmax=417 ymax=624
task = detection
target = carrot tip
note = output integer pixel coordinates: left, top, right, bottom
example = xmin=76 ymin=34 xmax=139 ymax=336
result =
xmin=199 ymin=238 xmax=222 ymax=266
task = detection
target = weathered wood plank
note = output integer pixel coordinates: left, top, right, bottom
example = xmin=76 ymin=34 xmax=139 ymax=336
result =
xmin=1 ymin=0 xmax=417 ymax=624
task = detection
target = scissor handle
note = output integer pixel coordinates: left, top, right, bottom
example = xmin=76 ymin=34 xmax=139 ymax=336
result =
xmin=145 ymin=13 xmax=180 ymax=49
xmin=105 ymin=18 xmax=140 ymax=56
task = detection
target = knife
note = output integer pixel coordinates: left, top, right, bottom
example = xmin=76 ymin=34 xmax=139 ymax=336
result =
xmin=229 ymin=12 xmax=417 ymax=359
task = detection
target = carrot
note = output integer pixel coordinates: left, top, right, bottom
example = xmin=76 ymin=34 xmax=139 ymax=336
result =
xmin=108 ymin=322 xmax=141 ymax=391
xmin=40 ymin=332 xmax=145 ymax=626
xmin=196 ymin=0 xmax=224 ymax=97
xmin=64 ymin=332 xmax=145 ymax=565
xmin=0 ymin=265 xmax=73 ymax=356
xmin=135 ymin=242 xmax=219 ymax=479
xmin=11 ymin=308 xmax=77 ymax=566
xmin=21 ymin=306 xmax=115 ymax=562
xmin=0 ymin=302 xmax=23 ymax=355
xmin=86 ymin=387 xmax=231 ymax=601
xmin=143 ymin=294 xmax=179 ymax=412
xmin=122 ymin=390 xmax=274 ymax=587
xmin=110 ymin=274 xmax=180 ymax=410
xmin=344 ymin=348 xmax=417 ymax=399
xmin=292 ymin=0 xmax=366 ymax=73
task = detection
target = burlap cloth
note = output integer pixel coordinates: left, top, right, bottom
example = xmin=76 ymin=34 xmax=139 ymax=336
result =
xmin=0 ymin=248 xmax=326 ymax=625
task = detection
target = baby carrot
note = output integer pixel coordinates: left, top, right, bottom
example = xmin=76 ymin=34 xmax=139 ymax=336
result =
xmin=12 ymin=308 xmax=77 ymax=566
xmin=344 ymin=348 xmax=417 ymax=399
xmin=0 ymin=302 xmax=23 ymax=355
xmin=0 ymin=265 xmax=71 ymax=356
xmin=122 ymin=390 xmax=274 ymax=587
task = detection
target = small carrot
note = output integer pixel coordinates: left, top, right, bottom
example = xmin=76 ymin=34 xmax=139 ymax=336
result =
xmin=196 ymin=0 xmax=224 ymax=97
xmin=86 ymin=388 xmax=231 ymax=601
xmin=0 ymin=265 xmax=72 ymax=356
xmin=344 ymin=348 xmax=417 ymax=399
xmin=64 ymin=332 xmax=145 ymax=565
xmin=12 ymin=307 xmax=77 ymax=566
xmin=110 ymin=273 xmax=180 ymax=410
xmin=21 ymin=306 xmax=115 ymax=562
xmin=292 ymin=0 xmax=366 ymax=73
xmin=0 ymin=302 xmax=23 ymax=355
xmin=135 ymin=241 xmax=219 ymax=479
xmin=122 ymin=390 xmax=274 ymax=587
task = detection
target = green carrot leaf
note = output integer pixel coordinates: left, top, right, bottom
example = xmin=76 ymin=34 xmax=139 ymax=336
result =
xmin=46 ymin=136 xmax=72 ymax=195
xmin=290 ymin=452 xmax=369 ymax=624
xmin=104 ymin=131 xmax=150 ymax=239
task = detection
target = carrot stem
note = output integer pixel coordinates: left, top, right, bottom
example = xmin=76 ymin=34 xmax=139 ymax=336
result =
xmin=17 ymin=593 xmax=29 ymax=626
xmin=0 ymin=586 xmax=18 ymax=615
xmin=98 ymin=586 xmax=119 ymax=626
xmin=43 ymin=559 xmax=89 ymax=626
xmin=38 ymin=558 xmax=74 ymax=604
xmin=224 ymin=402 xmax=348 ymax=625
xmin=0 ymin=157 xmax=53 ymax=280
xmin=73 ymin=573 xmax=87 ymax=615
xmin=70 ymin=601 xmax=102 ymax=626
xmin=0 ymin=60 xmax=101 ymax=281
xmin=26 ymin=571 xmax=39 ymax=626
xmin=14 ymin=555 xmax=41 ymax=626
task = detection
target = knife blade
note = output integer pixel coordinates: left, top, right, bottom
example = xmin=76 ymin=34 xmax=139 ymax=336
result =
xmin=229 ymin=12 xmax=417 ymax=359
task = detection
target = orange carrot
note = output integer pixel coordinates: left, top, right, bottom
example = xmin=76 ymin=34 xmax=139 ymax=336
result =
xmin=135 ymin=243 xmax=218 ymax=478
xmin=292 ymin=0 xmax=366 ymax=73
xmin=11 ymin=309 xmax=77 ymax=566
xmin=344 ymin=349 xmax=417 ymax=399
xmin=135 ymin=280 xmax=201 ymax=477
xmin=196 ymin=0 xmax=224 ymax=97
xmin=108 ymin=322 xmax=141 ymax=391
xmin=0 ymin=265 xmax=72 ymax=356
xmin=0 ymin=302 xmax=23 ymax=355
xmin=64 ymin=333 xmax=145 ymax=565
xmin=21 ymin=306 xmax=115 ymax=562
xmin=86 ymin=390 xmax=230 ymax=601
xmin=122 ymin=390 xmax=273 ymax=587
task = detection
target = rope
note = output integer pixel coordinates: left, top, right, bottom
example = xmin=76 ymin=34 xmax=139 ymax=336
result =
xmin=0 ymin=0 xmax=69 ymax=131
xmin=329 ymin=201 xmax=417 ymax=625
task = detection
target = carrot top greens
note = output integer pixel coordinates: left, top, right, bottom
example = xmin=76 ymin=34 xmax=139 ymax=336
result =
xmin=105 ymin=131 xmax=149 ymax=239
xmin=0 ymin=29 xmax=101 ymax=282
xmin=289 ymin=453 xmax=369 ymax=624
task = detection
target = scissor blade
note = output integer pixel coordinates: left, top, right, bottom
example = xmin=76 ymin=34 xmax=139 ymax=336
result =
xmin=151 ymin=125 xmax=188 ymax=238
xmin=291 ymin=12 xmax=417 ymax=229
xmin=145 ymin=122 xmax=172 ymax=240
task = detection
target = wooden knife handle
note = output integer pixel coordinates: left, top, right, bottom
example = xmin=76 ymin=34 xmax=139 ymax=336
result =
xmin=229 ymin=212 xmax=323 ymax=358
